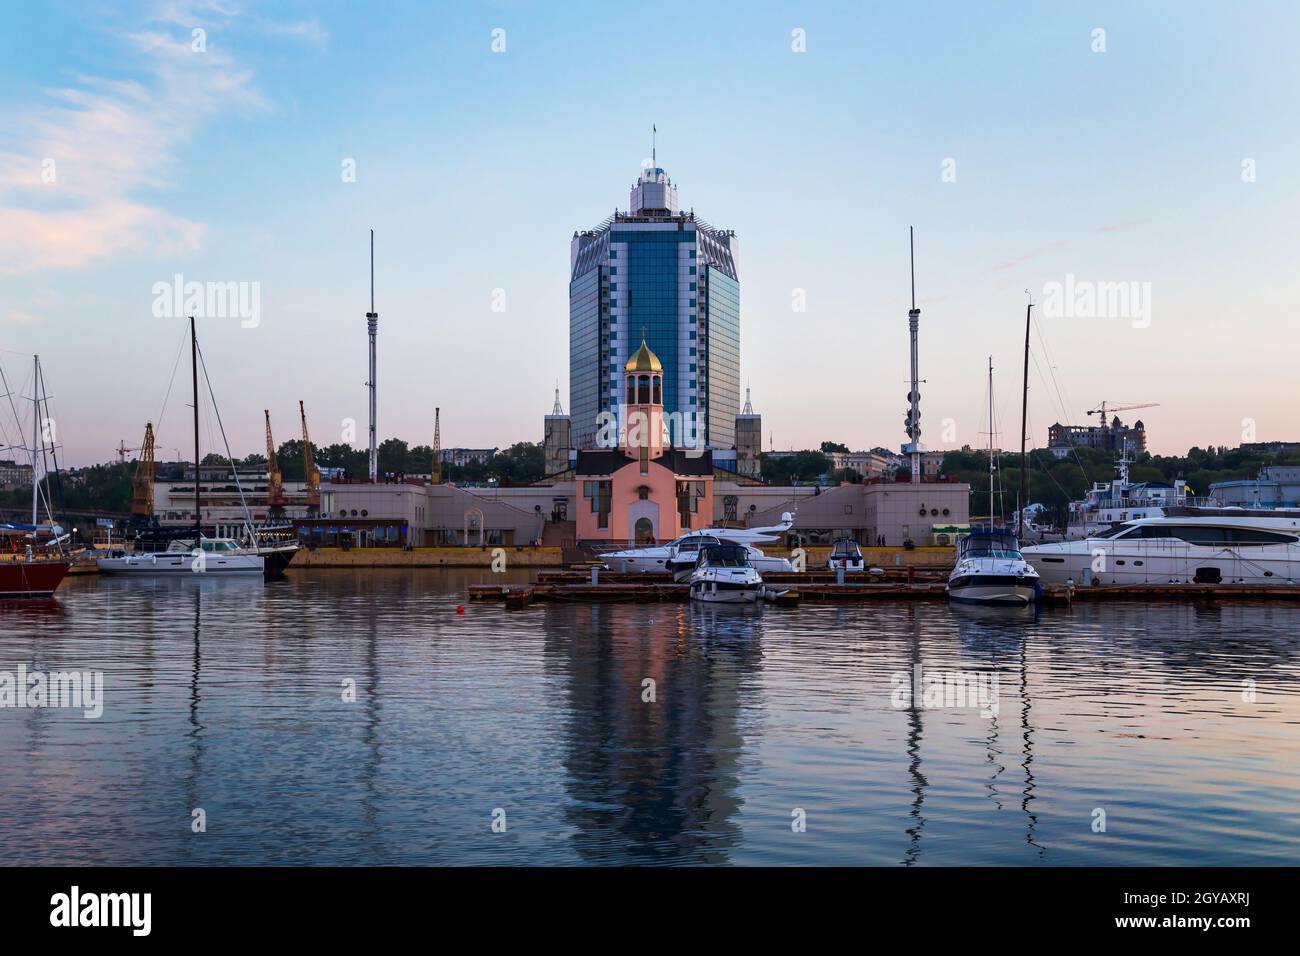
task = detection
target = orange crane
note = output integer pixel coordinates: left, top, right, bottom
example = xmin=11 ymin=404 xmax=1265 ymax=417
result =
xmin=299 ymin=400 xmax=320 ymax=513
xmin=130 ymin=423 xmax=156 ymax=518
xmin=265 ymin=409 xmax=286 ymax=511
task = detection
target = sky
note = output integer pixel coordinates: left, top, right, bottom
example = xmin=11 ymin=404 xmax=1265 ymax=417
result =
xmin=1 ymin=0 xmax=1297 ymax=466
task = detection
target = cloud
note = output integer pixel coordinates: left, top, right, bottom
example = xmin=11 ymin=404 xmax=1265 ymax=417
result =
xmin=0 ymin=7 xmax=270 ymax=276
xmin=4 ymin=310 xmax=46 ymax=325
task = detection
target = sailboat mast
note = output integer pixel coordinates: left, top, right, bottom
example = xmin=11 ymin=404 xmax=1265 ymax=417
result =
xmin=1018 ymin=300 xmax=1032 ymax=539
xmin=191 ymin=316 xmax=201 ymax=542
xmin=31 ymin=355 xmax=39 ymax=527
xmin=988 ymin=357 xmax=994 ymax=526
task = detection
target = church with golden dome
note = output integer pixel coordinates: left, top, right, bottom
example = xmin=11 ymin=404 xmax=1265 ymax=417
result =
xmin=573 ymin=339 xmax=713 ymax=544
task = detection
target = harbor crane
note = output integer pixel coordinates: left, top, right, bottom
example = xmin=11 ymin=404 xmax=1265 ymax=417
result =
xmin=265 ymin=410 xmax=286 ymax=511
xmin=299 ymin=400 xmax=320 ymax=514
xmin=130 ymin=423 xmax=156 ymax=518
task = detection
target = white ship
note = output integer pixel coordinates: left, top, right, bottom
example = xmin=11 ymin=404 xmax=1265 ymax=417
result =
xmin=688 ymin=543 xmax=763 ymax=604
xmin=1023 ymin=508 xmax=1300 ymax=586
xmin=1062 ymin=449 xmax=1208 ymax=539
xmin=601 ymin=512 xmax=795 ymax=576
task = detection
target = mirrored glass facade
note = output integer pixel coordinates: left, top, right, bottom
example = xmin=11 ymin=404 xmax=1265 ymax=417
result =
xmin=569 ymin=167 xmax=739 ymax=451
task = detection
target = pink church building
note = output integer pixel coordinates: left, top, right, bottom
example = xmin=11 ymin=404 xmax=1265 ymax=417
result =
xmin=575 ymin=340 xmax=713 ymax=545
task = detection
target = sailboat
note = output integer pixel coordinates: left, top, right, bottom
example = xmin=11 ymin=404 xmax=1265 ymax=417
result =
xmin=947 ymin=357 xmax=1039 ymax=606
xmin=97 ymin=318 xmax=264 ymax=577
xmin=0 ymin=355 xmax=72 ymax=598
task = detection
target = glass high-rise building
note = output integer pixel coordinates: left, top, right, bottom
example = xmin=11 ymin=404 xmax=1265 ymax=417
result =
xmin=569 ymin=165 xmax=739 ymax=452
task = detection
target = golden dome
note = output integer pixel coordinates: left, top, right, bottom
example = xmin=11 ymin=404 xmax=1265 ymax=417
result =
xmin=625 ymin=339 xmax=663 ymax=373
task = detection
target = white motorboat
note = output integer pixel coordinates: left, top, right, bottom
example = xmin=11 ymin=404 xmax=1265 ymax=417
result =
xmin=602 ymin=512 xmax=794 ymax=575
xmin=947 ymin=529 xmax=1041 ymax=606
xmin=97 ymin=537 xmax=265 ymax=576
xmin=688 ymin=543 xmax=763 ymax=604
xmin=1023 ymin=508 xmax=1300 ymax=586
xmin=826 ymin=538 xmax=865 ymax=572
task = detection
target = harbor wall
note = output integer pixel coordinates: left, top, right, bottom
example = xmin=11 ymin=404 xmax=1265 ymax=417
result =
xmin=294 ymin=546 xmax=565 ymax=568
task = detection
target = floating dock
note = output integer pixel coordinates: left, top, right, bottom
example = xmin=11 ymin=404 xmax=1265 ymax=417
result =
xmin=470 ymin=580 xmax=1075 ymax=606
xmin=472 ymin=576 xmax=1300 ymax=608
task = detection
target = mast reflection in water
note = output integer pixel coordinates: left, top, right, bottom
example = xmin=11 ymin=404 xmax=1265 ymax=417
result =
xmin=1 ymin=570 xmax=1298 ymax=866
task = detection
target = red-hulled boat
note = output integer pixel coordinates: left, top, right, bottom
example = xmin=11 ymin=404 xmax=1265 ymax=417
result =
xmin=0 ymin=558 xmax=71 ymax=598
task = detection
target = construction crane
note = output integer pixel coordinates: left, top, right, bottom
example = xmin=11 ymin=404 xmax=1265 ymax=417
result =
xmin=431 ymin=407 xmax=442 ymax=484
xmin=1086 ymin=400 xmax=1159 ymax=452
xmin=116 ymin=438 xmax=141 ymax=464
xmin=1086 ymin=401 xmax=1159 ymax=431
xmin=299 ymin=400 xmax=320 ymax=514
xmin=130 ymin=423 xmax=156 ymax=519
xmin=265 ymin=409 xmax=285 ymax=512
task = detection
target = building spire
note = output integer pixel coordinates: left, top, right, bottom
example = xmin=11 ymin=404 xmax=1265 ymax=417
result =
xmin=652 ymin=124 xmax=656 ymax=167
xmin=742 ymin=384 xmax=754 ymax=415
xmin=552 ymin=381 xmax=564 ymax=416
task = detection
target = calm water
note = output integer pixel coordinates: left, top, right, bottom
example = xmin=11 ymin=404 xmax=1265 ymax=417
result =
xmin=1 ymin=569 xmax=1298 ymax=866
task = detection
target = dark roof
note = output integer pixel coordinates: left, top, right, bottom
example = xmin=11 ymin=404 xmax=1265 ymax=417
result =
xmin=575 ymin=448 xmax=714 ymax=477
xmin=658 ymin=449 xmax=714 ymax=475
xmin=575 ymin=449 xmax=636 ymax=475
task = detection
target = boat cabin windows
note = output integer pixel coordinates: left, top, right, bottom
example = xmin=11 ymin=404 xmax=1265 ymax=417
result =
xmin=959 ymin=531 xmax=1022 ymax=560
xmin=1111 ymin=524 xmax=1299 ymax=545
xmin=697 ymin=544 xmax=750 ymax=568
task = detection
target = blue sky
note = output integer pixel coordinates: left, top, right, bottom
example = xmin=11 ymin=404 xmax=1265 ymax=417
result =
xmin=1 ymin=1 xmax=1297 ymax=465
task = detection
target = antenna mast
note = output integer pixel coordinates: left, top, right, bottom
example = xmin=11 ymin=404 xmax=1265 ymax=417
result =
xmin=903 ymin=227 xmax=923 ymax=482
xmin=366 ymin=229 xmax=378 ymax=482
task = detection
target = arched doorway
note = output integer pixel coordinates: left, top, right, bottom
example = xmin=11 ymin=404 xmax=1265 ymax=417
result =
xmin=634 ymin=516 xmax=654 ymax=545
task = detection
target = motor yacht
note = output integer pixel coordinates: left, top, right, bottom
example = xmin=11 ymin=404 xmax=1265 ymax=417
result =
xmin=688 ymin=543 xmax=763 ymax=604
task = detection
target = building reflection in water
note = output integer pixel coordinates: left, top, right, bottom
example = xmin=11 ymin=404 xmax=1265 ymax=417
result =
xmin=546 ymin=601 xmax=763 ymax=864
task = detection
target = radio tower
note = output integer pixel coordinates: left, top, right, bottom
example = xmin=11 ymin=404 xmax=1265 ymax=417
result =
xmin=431 ymin=407 xmax=442 ymax=484
xmin=365 ymin=229 xmax=378 ymax=482
xmin=902 ymin=226 xmax=924 ymax=482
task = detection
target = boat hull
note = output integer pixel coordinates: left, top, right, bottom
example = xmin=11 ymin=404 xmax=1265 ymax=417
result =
xmin=947 ymin=574 xmax=1039 ymax=606
xmin=0 ymin=560 xmax=71 ymax=598
xmin=96 ymin=552 xmax=265 ymax=576
xmin=689 ymin=580 xmax=761 ymax=603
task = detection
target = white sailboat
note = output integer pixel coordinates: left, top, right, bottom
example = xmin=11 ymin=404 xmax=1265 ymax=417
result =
xmin=947 ymin=357 xmax=1040 ymax=606
xmin=98 ymin=318 xmax=264 ymax=578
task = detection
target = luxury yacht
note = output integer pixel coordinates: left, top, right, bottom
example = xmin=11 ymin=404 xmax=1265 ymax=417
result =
xmin=602 ymin=512 xmax=794 ymax=575
xmin=688 ymin=543 xmax=763 ymax=604
xmin=947 ymin=529 xmax=1041 ymax=606
xmin=1022 ymin=508 xmax=1300 ymax=585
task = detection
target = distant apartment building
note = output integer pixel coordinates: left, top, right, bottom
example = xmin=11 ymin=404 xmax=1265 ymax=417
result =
xmin=1048 ymin=418 xmax=1147 ymax=458
xmin=829 ymin=450 xmax=893 ymax=480
xmin=569 ymin=162 xmax=740 ymax=452
xmin=0 ymin=459 xmax=34 ymax=489
xmin=440 ymin=448 xmax=497 ymax=467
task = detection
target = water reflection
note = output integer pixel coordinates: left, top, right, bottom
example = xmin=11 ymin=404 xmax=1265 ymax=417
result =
xmin=0 ymin=573 xmax=1297 ymax=865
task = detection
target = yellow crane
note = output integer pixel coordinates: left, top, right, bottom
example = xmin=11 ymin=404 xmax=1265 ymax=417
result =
xmin=431 ymin=407 xmax=442 ymax=484
xmin=299 ymin=400 xmax=320 ymax=513
xmin=265 ymin=409 xmax=285 ymax=510
xmin=130 ymin=423 xmax=156 ymax=518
